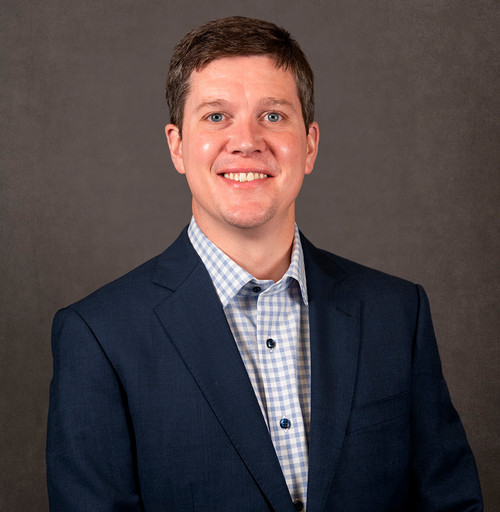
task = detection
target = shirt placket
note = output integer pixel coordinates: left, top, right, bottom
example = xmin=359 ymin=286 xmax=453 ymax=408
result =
xmin=256 ymin=284 xmax=308 ymax=508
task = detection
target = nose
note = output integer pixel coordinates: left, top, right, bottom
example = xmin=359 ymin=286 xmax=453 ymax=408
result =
xmin=226 ymin=117 xmax=266 ymax=155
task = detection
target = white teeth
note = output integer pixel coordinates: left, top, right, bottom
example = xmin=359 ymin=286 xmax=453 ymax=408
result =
xmin=223 ymin=172 xmax=269 ymax=182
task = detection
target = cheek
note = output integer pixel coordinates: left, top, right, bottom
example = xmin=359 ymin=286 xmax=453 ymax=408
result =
xmin=184 ymin=134 xmax=219 ymax=165
xmin=198 ymin=135 xmax=215 ymax=155
xmin=275 ymin=134 xmax=306 ymax=166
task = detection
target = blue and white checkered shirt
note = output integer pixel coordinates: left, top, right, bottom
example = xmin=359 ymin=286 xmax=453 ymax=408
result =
xmin=188 ymin=218 xmax=311 ymax=509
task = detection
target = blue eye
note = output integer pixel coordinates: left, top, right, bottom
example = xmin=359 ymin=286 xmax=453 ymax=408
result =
xmin=209 ymin=113 xmax=224 ymax=122
xmin=266 ymin=112 xmax=281 ymax=122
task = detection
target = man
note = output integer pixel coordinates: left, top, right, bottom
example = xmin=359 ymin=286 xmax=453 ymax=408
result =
xmin=47 ymin=16 xmax=483 ymax=511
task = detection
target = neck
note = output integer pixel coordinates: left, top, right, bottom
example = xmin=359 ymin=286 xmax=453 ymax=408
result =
xmin=194 ymin=213 xmax=296 ymax=283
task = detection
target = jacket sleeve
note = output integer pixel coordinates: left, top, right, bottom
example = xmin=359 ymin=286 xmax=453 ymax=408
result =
xmin=409 ymin=285 xmax=483 ymax=511
xmin=46 ymin=307 xmax=143 ymax=511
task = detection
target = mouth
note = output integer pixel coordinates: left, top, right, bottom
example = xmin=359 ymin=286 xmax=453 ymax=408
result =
xmin=222 ymin=172 xmax=269 ymax=182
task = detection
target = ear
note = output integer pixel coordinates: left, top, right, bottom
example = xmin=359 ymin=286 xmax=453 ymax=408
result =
xmin=165 ymin=124 xmax=185 ymax=175
xmin=304 ymin=121 xmax=319 ymax=175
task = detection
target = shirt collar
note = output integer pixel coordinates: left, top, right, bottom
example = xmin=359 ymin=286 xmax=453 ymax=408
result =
xmin=188 ymin=217 xmax=308 ymax=308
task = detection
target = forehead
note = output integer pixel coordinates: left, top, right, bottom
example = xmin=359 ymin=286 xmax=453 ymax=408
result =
xmin=186 ymin=55 xmax=300 ymax=105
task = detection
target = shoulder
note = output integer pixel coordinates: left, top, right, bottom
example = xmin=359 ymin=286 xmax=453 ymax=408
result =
xmin=57 ymin=226 xmax=196 ymax=324
xmin=55 ymin=252 xmax=163 ymax=327
xmin=300 ymin=232 xmax=422 ymax=309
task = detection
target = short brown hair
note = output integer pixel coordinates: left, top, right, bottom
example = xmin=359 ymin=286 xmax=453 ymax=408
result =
xmin=165 ymin=16 xmax=314 ymax=134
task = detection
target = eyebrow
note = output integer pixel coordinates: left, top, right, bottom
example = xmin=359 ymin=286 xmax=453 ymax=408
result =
xmin=193 ymin=99 xmax=231 ymax=113
xmin=258 ymin=97 xmax=296 ymax=110
xmin=193 ymin=97 xmax=297 ymax=113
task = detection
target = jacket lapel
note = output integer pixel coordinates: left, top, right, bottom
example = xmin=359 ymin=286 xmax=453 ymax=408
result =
xmin=301 ymin=235 xmax=361 ymax=512
xmin=152 ymin=229 xmax=295 ymax=512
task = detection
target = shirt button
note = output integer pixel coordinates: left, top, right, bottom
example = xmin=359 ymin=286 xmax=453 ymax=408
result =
xmin=266 ymin=338 xmax=276 ymax=349
xmin=280 ymin=418 xmax=291 ymax=429
xmin=293 ymin=500 xmax=304 ymax=511
xmin=252 ymin=286 xmax=261 ymax=293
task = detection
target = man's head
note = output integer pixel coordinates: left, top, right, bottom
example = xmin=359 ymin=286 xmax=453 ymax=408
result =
xmin=165 ymin=16 xmax=314 ymax=135
xmin=164 ymin=17 xmax=319 ymax=240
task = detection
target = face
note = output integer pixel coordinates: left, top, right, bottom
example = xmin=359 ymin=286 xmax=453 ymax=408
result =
xmin=165 ymin=55 xmax=319 ymax=238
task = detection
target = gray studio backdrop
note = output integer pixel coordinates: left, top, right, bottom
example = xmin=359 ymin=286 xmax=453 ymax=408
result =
xmin=2 ymin=0 xmax=499 ymax=509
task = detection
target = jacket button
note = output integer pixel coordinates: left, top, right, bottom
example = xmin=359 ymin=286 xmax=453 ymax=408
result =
xmin=280 ymin=418 xmax=291 ymax=429
xmin=293 ymin=500 xmax=304 ymax=511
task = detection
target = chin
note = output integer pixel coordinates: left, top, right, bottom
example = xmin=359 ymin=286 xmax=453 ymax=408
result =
xmin=221 ymin=207 xmax=277 ymax=230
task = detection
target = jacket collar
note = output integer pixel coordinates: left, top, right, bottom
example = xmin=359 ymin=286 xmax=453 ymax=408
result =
xmin=300 ymin=233 xmax=361 ymax=512
xmin=152 ymin=228 xmax=360 ymax=512
xmin=153 ymin=227 xmax=295 ymax=511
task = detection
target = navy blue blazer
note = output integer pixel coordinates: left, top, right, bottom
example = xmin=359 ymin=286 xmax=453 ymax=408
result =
xmin=47 ymin=228 xmax=482 ymax=511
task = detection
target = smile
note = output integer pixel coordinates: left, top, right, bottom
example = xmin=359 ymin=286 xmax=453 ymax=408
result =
xmin=223 ymin=172 xmax=269 ymax=182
